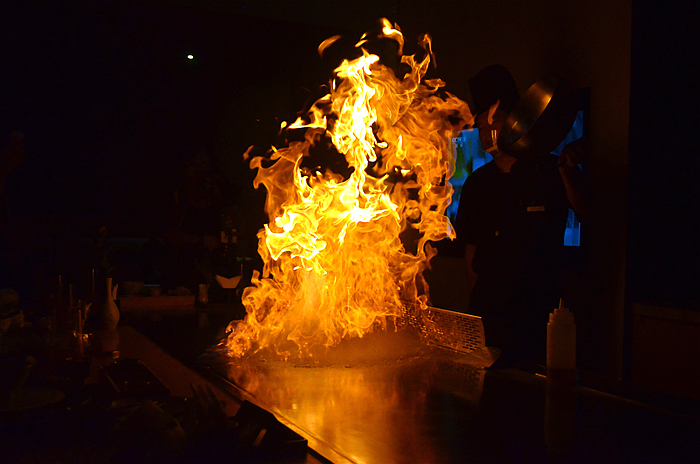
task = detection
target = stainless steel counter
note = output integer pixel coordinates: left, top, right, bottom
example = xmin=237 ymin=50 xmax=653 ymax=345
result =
xmin=201 ymin=331 xmax=700 ymax=464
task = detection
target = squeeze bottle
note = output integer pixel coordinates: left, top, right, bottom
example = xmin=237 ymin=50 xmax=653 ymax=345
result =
xmin=547 ymin=298 xmax=576 ymax=370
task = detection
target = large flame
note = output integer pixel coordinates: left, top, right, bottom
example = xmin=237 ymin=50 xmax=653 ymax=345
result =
xmin=222 ymin=21 xmax=472 ymax=360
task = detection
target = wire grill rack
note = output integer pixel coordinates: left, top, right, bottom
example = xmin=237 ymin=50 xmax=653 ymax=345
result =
xmin=399 ymin=305 xmax=485 ymax=354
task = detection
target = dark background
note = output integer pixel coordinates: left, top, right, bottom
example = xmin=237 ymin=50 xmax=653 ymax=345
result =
xmin=627 ymin=0 xmax=700 ymax=304
xmin=1 ymin=0 xmax=388 ymax=238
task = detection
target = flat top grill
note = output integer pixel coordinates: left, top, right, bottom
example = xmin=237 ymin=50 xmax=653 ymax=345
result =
xmin=203 ymin=308 xmax=491 ymax=464
xmin=198 ymin=308 xmax=700 ymax=464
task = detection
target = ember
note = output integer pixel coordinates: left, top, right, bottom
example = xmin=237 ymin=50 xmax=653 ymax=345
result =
xmin=221 ymin=19 xmax=472 ymax=360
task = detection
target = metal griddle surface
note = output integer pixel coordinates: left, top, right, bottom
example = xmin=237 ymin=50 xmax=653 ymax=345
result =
xmin=202 ymin=331 xmax=497 ymax=464
xmin=201 ymin=330 xmax=700 ymax=464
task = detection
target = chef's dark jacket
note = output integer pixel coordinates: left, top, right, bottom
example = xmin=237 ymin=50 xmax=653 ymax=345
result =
xmin=454 ymin=155 xmax=570 ymax=359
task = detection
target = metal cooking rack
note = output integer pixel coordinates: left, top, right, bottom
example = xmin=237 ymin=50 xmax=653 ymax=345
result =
xmin=398 ymin=304 xmax=485 ymax=354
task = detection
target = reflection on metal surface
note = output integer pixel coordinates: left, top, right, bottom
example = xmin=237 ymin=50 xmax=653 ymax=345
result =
xmin=202 ymin=338 xmax=700 ymax=464
xmin=205 ymin=331 xmax=486 ymax=464
xmin=545 ymin=368 xmax=576 ymax=461
xmin=498 ymin=76 xmax=577 ymax=160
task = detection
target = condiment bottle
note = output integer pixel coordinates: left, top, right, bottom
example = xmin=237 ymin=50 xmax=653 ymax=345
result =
xmin=545 ymin=299 xmax=577 ymax=459
xmin=547 ymin=298 xmax=576 ymax=371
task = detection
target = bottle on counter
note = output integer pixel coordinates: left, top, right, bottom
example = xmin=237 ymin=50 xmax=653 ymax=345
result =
xmin=547 ymin=298 xmax=576 ymax=372
xmin=545 ymin=298 xmax=577 ymax=459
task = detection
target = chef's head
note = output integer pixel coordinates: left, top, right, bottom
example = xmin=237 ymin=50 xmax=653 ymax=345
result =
xmin=469 ymin=65 xmax=519 ymax=153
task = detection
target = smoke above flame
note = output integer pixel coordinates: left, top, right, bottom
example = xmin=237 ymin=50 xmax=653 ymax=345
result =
xmin=221 ymin=20 xmax=472 ymax=360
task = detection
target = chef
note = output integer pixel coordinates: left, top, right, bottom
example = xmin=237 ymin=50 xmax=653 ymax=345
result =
xmin=454 ymin=65 xmax=589 ymax=367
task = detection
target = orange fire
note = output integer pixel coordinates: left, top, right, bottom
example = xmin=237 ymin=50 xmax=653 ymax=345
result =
xmin=222 ymin=20 xmax=472 ymax=360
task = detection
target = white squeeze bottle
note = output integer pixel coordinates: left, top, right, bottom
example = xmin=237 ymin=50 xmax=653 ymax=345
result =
xmin=547 ymin=298 xmax=576 ymax=371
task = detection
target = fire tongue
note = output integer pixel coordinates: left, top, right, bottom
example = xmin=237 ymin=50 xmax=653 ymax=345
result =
xmin=221 ymin=20 xmax=472 ymax=360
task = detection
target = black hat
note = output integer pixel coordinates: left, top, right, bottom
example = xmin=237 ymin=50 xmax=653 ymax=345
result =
xmin=468 ymin=65 xmax=520 ymax=117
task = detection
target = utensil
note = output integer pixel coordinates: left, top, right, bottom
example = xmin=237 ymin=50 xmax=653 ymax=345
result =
xmin=497 ymin=76 xmax=577 ymax=160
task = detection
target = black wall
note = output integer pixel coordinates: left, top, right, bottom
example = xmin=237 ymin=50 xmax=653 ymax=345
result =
xmin=628 ymin=0 xmax=700 ymax=304
xmin=1 ymin=0 xmax=360 ymax=236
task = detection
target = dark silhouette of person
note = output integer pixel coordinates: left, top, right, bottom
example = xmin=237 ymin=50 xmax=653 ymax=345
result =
xmin=163 ymin=148 xmax=243 ymax=297
xmin=454 ymin=65 xmax=589 ymax=367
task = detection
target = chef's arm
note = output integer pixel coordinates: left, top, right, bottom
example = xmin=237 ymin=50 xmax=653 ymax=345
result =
xmin=558 ymin=138 xmax=592 ymax=220
xmin=560 ymin=166 xmax=591 ymax=220
xmin=465 ymin=244 xmax=478 ymax=295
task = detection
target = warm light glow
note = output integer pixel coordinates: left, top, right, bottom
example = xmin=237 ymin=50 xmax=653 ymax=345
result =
xmin=486 ymin=99 xmax=500 ymax=125
xmin=379 ymin=17 xmax=404 ymax=55
xmin=318 ymin=35 xmax=342 ymax=57
xmin=187 ymin=54 xmax=194 ymax=60
xmin=221 ymin=20 xmax=472 ymax=360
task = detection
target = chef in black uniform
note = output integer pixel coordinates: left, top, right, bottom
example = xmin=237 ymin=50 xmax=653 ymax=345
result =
xmin=454 ymin=65 xmax=589 ymax=366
